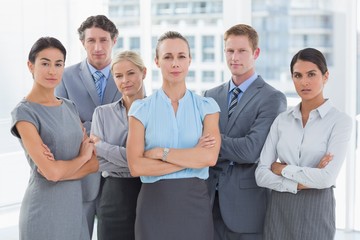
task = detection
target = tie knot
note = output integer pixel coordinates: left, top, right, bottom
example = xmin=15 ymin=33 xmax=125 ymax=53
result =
xmin=93 ymin=71 xmax=104 ymax=82
xmin=233 ymin=87 xmax=240 ymax=97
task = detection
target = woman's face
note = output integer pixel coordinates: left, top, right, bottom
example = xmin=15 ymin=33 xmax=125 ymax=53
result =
xmin=292 ymin=60 xmax=328 ymax=102
xmin=112 ymin=59 xmax=145 ymax=97
xmin=155 ymin=38 xmax=191 ymax=83
xmin=28 ymin=47 xmax=65 ymax=89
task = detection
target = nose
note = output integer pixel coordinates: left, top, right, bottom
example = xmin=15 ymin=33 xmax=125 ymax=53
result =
xmin=232 ymin=51 xmax=240 ymax=60
xmin=48 ymin=65 xmax=56 ymax=75
xmin=121 ymin=76 xmax=128 ymax=83
xmin=172 ymin=59 xmax=179 ymax=68
xmin=94 ymin=41 xmax=102 ymax=51
xmin=301 ymin=78 xmax=310 ymax=86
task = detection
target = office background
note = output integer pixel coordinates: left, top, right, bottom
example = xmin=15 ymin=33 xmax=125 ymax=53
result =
xmin=0 ymin=0 xmax=359 ymax=237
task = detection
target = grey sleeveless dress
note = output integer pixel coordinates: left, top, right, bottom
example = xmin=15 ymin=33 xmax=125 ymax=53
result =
xmin=11 ymin=98 xmax=90 ymax=240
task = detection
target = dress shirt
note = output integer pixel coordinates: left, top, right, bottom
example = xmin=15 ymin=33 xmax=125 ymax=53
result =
xmin=227 ymin=72 xmax=258 ymax=105
xmin=255 ymin=99 xmax=352 ymax=194
xmin=87 ymin=61 xmax=110 ymax=103
xmin=91 ymin=99 xmax=132 ymax=178
xmin=128 ymin=88 xmax=220 ymax=183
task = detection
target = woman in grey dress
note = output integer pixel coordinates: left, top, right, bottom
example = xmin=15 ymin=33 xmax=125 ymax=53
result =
xmin=255 ymin=48 xmax=352 ymax=240
xmin=11 ymin=37 xmax=99 ymax=240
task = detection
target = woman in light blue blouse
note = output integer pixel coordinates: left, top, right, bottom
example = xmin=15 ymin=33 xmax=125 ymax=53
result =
xmin=126 ymin=31 xmax=221 ymax=240
xmin=255 ymin=48 xmax=352 ymax=240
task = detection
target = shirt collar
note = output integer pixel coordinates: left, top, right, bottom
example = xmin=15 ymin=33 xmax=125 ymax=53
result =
xmin=87 ymin=60 xmax=111 ymax=79
xmin=229 ymin=72 xmax=258 ymax=94
xmin=292 ymin=99 xmax=331 ymax=119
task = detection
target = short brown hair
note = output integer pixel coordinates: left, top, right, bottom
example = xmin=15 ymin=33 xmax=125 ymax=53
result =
xmin=78 ymin=15 xmax=119 ymax=41
xmin=224 ymin=24 xmax=259 ymax=51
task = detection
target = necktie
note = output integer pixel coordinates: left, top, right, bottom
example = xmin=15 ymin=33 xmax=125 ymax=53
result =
xmin=92 ymin=71 xmax=104 ymax=100
xmin=228 ymin=87 xmax=240 ymax=118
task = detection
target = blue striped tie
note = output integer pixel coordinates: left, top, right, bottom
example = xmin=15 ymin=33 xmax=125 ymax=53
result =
xmin=92 ymin=71 xmax=104 ymax=100
xmin=228 ymin=87 xmax=240 ymax=118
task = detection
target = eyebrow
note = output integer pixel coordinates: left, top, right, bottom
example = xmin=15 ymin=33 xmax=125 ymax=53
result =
xmin=39 ymin=57 xmax=64 ymax=63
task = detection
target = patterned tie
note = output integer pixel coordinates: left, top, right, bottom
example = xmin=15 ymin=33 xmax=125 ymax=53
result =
xmin=228 ymin=87 xmax=240 ymax=118
xmin=92 ymin=71 xmax=104 ymax=100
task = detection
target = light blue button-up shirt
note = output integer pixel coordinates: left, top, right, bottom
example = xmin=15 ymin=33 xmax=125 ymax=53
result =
xmin=87 ymin=61 xmax=110 ymax=103
xmin=129 ymin=88 xmax=220 ymax=183
xmin=228 ymin=72 xmax=258 ymax=105
xmin=255 ymin=100 xmax=352 ymax=194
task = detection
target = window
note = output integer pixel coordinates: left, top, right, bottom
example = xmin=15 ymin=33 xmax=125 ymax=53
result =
xmin=202 ymin=71 xmax=215 ymax=82
xmin=129 ymin=37 xmax=140 ymax=52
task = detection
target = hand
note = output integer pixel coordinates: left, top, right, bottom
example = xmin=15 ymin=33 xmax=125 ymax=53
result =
xmin=317 ymin=153 xmax=333 ymax=168
xmin=144 ymin=147 xmax=162 ymax=160
xmin=82 ymin=126 xmax=88 ymax=141
xmin=271 ymin=162 xmax=287 ymax=176
xmin=196 ymin=133 xmax=216 ymax=149
xmin=42 ymin=143 xmax=55 ymax=161
xmin=79 ymin=137 xmax=95 ymax=161
xmin=90 ymin=134 xmax=101 ymax=144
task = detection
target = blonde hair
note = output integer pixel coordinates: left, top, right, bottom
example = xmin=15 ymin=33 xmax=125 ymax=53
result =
xmin=111 ymin=50 xmax=145 ymax=73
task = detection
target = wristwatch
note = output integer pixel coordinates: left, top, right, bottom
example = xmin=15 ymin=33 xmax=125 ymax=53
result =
xmin=162 ymin=148 xmax=170 ymax=161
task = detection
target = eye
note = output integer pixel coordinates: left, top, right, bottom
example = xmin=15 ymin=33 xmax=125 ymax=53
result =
xmin=55 ymin=63 xmax=63 ymax=67
xmin=115 ymin=74 xmax=123 ymax=79
xmin=308 ymin=72 xmax=316 ymax=77
xmin=293 ymin=73 xmax=301 ymax=79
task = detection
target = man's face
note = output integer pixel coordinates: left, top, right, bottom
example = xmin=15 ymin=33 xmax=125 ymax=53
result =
xmin=82 ymin=27 xmax=116 ymax=70
xmin=224 ymin=35 xmax=259 ymax=78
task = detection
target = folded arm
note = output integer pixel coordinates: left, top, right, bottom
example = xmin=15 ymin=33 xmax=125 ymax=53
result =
xmin=16 ymin=121 xmax=95 ymax=182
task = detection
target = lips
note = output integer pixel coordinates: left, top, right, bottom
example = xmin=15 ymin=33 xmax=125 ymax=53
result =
xmin=170 ymin=72 xmax=181 ymax=76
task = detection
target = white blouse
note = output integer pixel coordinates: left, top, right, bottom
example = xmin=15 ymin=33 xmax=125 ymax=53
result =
xmin=255 ymin=99 xmax=352 ymax=194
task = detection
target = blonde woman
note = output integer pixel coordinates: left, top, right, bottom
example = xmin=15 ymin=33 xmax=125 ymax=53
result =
xmin=90 ymin=50 xmax=146 ymax=240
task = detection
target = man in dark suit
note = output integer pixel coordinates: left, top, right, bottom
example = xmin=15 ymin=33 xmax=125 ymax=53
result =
xmin=204 ymin=24 xmax=287 ymax=240
xmin=55 ymin=15 xmax=121 ymax=238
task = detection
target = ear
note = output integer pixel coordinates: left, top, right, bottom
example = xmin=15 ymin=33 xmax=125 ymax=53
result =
xmin=253 ymin=48 xmax=260 ymax=60
xmin=154 ymin=57 xmax=160 ymax=68
xmin=323 ymin=71 xmax=329 ymax=84
xmin=27 ymin=61 xmax=35 ymax=79
xmin=27 ymin=61 xmax=34 ymax=73
xmin=142 ymin=67 xmax=147 ymax=80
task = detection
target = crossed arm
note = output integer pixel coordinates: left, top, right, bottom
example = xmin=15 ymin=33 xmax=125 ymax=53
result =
xmin=16 ymin=121 xmax=98 ymax=182
xmin=126 ymin=112 xmax=221 ymax=177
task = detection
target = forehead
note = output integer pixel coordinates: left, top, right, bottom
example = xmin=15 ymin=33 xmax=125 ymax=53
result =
xmin=225 ymin=35 xmax=251 ymax=49
xmin=84 ymin=27 xmax=111 ymax=39
xmin=158 ymin=38 xmax=189 ymax=54
xmin=293 ymin=60 xmax=319 ymax=72
xmin=36 ymin=48 xmax=64 ymax=61
xmin=113 ymin=60 xmax=137 ymax=71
